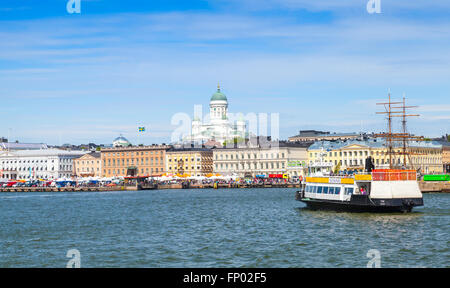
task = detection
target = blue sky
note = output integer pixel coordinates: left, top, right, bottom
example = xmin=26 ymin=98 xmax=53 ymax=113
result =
xmin=1 ymin=0 xmax=449 ymax=145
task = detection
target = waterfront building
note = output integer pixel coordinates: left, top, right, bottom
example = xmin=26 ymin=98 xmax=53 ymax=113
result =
xmin=0 ymin=142 xmax=48 ymax=151
xmin=289 ymin=130 xmax=361 ymax=143
xmin=0 ymin=149 xmax=86 ymax=180
xmin=212 ymin=143 xmax=308 ymax=178
xmin=165 ymin=148 xmax=213 ymax=177
xmin=443 ymin=145 xmax=450 ymax=173
xmin=101 ymin=145 xmax=171 ymax=177
xmin=185 ymin=85 xmax=246 ymax=145
xmin=307 ymin=139 xmax=443 ymax=174
xmin=73 ymin=152 xmax=102 ymax=178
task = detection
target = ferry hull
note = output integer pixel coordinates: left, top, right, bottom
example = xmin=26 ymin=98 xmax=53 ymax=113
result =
xmin=296 ymin=192 xmax=423 ymax=213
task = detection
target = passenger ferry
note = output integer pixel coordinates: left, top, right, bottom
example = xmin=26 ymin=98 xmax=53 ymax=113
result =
xmin=296 ymin=169 xmax=423 ymax=213
xmin=296 ymin=93 xmax=426 ymax=213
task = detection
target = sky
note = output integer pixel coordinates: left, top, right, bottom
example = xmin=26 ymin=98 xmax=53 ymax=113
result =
xmin=0 ymin=0 xmax=449 ymax=145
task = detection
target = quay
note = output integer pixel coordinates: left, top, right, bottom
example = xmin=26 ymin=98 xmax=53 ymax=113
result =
xmin=0 ymin=186 xmax=139 ymax=193
xmin=0 ymin=181 xmax=449 ymax=193
xmin=0 ymin=182 xmax=301 ymax=192
xmin=419 ymin=181 xmax=450 ymax=193
xmin=157 ymin=182 xmax=300 ymax=189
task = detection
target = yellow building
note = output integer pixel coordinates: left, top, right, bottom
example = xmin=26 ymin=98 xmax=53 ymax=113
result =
xmin=308 ymin=139 xmax=443 ymax=174
xmin=73 ymin=152 xmax=102 ymax=177
xmin=165 ymin=148 xmax=213 ymax=177
xmin=101 ymin=145 xmax=171 ymax=177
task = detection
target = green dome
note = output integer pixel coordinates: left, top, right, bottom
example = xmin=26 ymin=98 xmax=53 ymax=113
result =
xmin=210 ymin=86 xmax=227 ymax=102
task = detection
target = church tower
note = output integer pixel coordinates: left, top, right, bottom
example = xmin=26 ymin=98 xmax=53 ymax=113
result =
xmin=209 ymin=83 xmax=228 ymax=123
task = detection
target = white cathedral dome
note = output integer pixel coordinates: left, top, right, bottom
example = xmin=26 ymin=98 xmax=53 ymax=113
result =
xmin=113 ymin=135 xmax=131 ymax=147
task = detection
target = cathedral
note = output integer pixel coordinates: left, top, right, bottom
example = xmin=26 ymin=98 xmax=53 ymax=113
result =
xmin=186 ymin=85 xmax=246 ymax=145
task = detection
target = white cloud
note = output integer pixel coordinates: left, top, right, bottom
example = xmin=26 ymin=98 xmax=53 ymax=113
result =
xmin=1 ymin=9 xmax=449 ymax=141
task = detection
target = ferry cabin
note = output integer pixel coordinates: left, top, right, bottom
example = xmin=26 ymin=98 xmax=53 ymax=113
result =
xmin=299 ymin=169 xmax=423 ymax=212
xmin=303 ymin=178 xmax=357 ymax=202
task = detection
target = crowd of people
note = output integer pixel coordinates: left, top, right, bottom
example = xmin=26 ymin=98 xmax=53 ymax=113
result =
xmin=2 ymin=175 xmax=304 ymax=189
xmin=157 ymin=177 xmax=302 ymax=187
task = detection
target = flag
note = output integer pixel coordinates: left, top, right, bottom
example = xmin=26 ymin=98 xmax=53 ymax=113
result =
xmin=138 ymin=127 xmax=146 ymax=132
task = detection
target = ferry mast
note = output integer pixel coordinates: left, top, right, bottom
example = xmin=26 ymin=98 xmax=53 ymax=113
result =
xmin=375 ymin=91 xmax=422 ymax=169
xmin=394 ymin=95 xmax=420 ymax=167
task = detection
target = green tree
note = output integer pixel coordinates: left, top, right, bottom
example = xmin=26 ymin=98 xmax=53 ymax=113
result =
xmin=223 ymin=137 xmax=245 ymax=146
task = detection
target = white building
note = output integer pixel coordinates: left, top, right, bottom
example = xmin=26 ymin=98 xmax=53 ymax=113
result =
xmin=213 ymin=144 xmax=308 ymax=178
xmin=186 ymin=85 xmax=246 ymax=145
xmin=0 ymin=149 xmax=87 ymax=180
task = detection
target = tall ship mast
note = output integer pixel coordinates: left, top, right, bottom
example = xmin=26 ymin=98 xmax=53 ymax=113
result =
xmin=375 ymin=91 xmax=423 ymax=170
xmin=295 ymin=91 xmax=424 ymax=213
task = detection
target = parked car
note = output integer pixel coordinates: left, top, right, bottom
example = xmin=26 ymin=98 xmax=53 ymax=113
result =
xmin=6 ymin=182 xmax=17 ymax=187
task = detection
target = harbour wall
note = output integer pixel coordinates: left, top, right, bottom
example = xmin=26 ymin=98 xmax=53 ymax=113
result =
xmin=419 ymin=181 xmax=450 ymax=193
xmin=0 ymin=182 xmax=448 ymax=193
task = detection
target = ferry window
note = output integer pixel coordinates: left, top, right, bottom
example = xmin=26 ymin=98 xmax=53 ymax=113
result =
xmin=323 ymin=187 xmax=329 ymax=194
xmin=328 ymin=187 xmax=335 ymax=194
xmin=317 ymin=186 xmax=323 ymax=194
xmin=335 ymin=187 xmax=341 ymax=195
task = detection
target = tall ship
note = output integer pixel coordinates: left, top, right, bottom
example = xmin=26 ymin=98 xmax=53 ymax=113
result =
xmin=296 ymin=92 xmax=424 ymax=213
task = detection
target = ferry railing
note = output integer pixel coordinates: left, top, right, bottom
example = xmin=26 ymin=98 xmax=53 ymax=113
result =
xmin=371 ymin=170 xmax=417 ymax=181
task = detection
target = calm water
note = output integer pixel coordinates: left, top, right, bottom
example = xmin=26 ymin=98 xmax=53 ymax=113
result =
xmin=0 ymin=188 xmax=448 ymax=268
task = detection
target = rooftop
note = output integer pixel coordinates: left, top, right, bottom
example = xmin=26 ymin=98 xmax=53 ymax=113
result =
xmin=102 ymin=145 xmax=172 ymax=151
xmin=86 ymin=152 xmax=101 ymax=158
xmin=167 ymin=148 xmax=212 ymax=153
xmin=308 ymin=138 xmax=443 ymax=150
xmin=1 ymin=142 xmax=48 ymax=150
xmin=210 ymin=84 xmax=227 ymax=102
xmin=0 ymin=149 xmax=87 ymax=157
xmin=290 ymin=131 xmax=360 ymax=138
